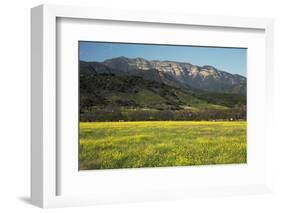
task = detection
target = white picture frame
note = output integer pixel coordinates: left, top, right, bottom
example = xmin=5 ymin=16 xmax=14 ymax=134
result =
xmin=31 ymin=4 xmax=274 ymax=208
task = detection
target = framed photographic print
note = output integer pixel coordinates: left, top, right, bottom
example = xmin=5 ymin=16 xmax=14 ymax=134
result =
xmin=31 ymin=4 xmax=274 ymax=208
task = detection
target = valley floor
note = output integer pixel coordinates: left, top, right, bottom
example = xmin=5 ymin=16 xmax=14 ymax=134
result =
xmin=79 ymin=121 xmax=246 ymax=170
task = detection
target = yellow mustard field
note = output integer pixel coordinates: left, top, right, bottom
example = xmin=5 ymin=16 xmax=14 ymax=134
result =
xmin=79 ymin=121 xmax=246 ymax=170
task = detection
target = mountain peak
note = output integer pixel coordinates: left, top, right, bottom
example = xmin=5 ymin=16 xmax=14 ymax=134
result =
xmin=104 ymin=56 xmax=128 ymax=61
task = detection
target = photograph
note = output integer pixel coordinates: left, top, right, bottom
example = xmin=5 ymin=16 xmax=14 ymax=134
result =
xmin=79 ymin=41 xmax=247 ymax=170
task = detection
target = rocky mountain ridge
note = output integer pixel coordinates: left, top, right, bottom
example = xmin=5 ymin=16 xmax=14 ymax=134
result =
xmin=80 ymin=56 xmax=246 ymax=95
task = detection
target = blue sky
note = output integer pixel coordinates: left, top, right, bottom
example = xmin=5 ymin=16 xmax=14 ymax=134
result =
xmin=79 ymin=41 xmax=247 ymax=77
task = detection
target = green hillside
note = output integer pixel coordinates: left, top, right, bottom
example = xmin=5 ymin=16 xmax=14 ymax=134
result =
xmin=80 ymin=73 xmax=246 ymax=121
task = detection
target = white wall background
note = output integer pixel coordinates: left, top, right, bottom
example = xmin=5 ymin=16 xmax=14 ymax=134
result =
xmin=0 ymin=0 xmax=280 ymax=212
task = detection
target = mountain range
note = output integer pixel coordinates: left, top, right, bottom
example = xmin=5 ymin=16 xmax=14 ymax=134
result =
xmin=79 ymin=57 xmax=246 ymax=121
xmin=80 ymin=56 xmax=246 ymax=95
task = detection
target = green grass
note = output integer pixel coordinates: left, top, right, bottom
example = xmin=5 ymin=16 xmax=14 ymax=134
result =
xmin=79 ymin=121 xmax=246 ymax=170
xmin=176 ymin=90 xmax=229 ymax=110
xmin=109 ymin=89 xmax=229 ymax=111
xmin=111 ymin=89 xmax=167 ymax=106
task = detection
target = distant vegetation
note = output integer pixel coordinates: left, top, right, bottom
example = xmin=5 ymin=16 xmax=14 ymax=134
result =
xmin=80 ymin=73 xmax=246 ymax=122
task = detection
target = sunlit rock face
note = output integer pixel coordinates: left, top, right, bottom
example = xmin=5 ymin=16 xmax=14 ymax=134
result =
xmin=83 ymin=56 xmax=246 ymax=95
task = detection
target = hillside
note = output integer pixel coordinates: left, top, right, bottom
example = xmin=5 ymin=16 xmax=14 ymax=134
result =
xmin=80 ymin=71 xmax=246 ymax=121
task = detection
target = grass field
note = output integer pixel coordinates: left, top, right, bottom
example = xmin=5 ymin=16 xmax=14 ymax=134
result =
xmin=79 ymin=121 xmax=246 ymax=170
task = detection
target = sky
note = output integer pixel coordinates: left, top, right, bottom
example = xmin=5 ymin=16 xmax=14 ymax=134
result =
xmin=79 ymin=41 xmax=247 ymax=77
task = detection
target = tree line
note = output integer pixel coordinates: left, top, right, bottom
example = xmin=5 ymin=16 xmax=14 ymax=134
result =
xmin=80 ymin=108 xmax=246 ymax=122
